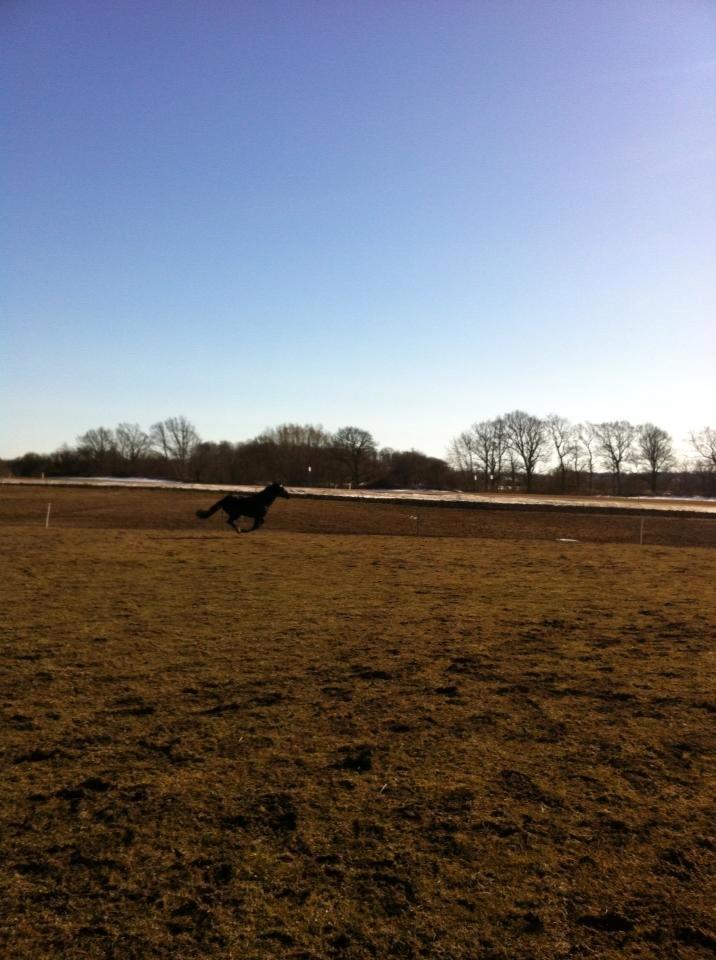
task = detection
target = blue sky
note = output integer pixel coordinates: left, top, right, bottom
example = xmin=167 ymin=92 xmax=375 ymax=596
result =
xmin=3 ymin=0 xmax=714 ymax=459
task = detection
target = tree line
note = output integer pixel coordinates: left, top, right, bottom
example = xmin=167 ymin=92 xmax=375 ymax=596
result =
xmin=449 ymin=412 xmax=716 ymax=495
xmin=5 ymin=418 xmax=450 ymax=490
xmin=4 ymin=413 xmax=716 ymax=497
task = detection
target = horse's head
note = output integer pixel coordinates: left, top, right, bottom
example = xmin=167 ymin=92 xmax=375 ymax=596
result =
xmin=270 ymin=482 xmax=291 ymax=499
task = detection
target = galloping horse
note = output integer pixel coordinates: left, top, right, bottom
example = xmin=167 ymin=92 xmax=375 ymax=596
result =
xmin=196 ymin=482 xmax=290 ymax=534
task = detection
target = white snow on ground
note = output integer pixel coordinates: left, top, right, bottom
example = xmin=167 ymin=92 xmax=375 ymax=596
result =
xmin=3 ymin=477 xmax=716 ymax=515
xmin=627 ymin=495 xmax=716 ymax=502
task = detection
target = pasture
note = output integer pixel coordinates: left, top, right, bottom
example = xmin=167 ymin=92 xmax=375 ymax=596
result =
xmin=1 ymin=487 xmax=714 ymax=959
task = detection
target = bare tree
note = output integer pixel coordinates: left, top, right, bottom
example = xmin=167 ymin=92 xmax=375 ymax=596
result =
xmin=506 ymin=449 xmax=520 ymax=490
xmin=77 ymin=426 xmax=116 ymax=474
xmin=150 ymin=416 xmax=200 ymax=479
xmin=594 ymin=420 xmax=636 ymax=494
xmin=568 ymin=438 xmax=585 ymax=490
xmin=77 ymin=426 xmax=116 ymax=458
xmin=637 ymin=423 xmax=674 ymax=493
xmin=332 ymin=426 xmax=377 ymax=485
xmin=546 ymin=414 xmax=577 ymax=493
xmin=470 ymin=417 xmax=508 ymax=491
xmin=447 ymin=430 xmax=478 ymax=488
xmin=578 ymin=423 xmax=599 ymax=494
xmin=254 ymin=423 xmax=332 ymax=484
xmin=115 ymin=422 xmax=151 ymax=466
xmin=503 ymin=410 xmax=548 ymax=492
xmin=259 ymin=423 xmax=331 ymax=450
xmin=689 ymin=427 xmax=716 ymax=470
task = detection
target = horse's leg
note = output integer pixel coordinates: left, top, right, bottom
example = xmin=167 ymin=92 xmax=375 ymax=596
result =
xmin=249 ymin=513 xmax=265 ymax=531
xmin=227 ymin=512 xmax=242 ymax=534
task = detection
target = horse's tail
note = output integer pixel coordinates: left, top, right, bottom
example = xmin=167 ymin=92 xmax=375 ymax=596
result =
xmin=196 ymin=496 xmax=229 ymax=520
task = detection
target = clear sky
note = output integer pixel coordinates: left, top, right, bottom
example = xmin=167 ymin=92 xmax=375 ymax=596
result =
xmin=3 ymin=0 xmax=715 ymax=460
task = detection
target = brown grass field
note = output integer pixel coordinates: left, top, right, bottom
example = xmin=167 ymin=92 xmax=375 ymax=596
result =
xmin=1 ymin=487 xmax=714 ymax=959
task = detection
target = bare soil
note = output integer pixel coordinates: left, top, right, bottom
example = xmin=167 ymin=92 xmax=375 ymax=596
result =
xmin=1 ymin=487 xmax=714 ymax=958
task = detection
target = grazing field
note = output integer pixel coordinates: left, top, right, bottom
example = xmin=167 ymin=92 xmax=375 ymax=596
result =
xmin=1 ymin=488 xmax=714 ymax=959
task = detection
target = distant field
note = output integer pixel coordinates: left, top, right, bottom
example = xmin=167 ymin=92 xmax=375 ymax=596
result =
xmin=1 ymin=484 xmax=715 ymax=547
xmin=1 ymin=488 xmax=714 ymax=959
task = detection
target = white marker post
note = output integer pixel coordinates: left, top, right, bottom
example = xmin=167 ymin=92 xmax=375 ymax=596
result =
xmin=45 ymin=503 xmax=52 ymax=529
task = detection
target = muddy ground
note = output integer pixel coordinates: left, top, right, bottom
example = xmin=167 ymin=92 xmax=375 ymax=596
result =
xmin=1 ymin=488 xmax=714 ymax=958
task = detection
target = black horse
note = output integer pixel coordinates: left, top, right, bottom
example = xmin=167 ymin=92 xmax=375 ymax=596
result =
xmin=196 ymin=482 xmax=290 ymax=534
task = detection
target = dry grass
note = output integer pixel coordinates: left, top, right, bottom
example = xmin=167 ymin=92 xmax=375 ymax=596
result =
xmin=1 ymin=488 xmax=714 ymax=958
